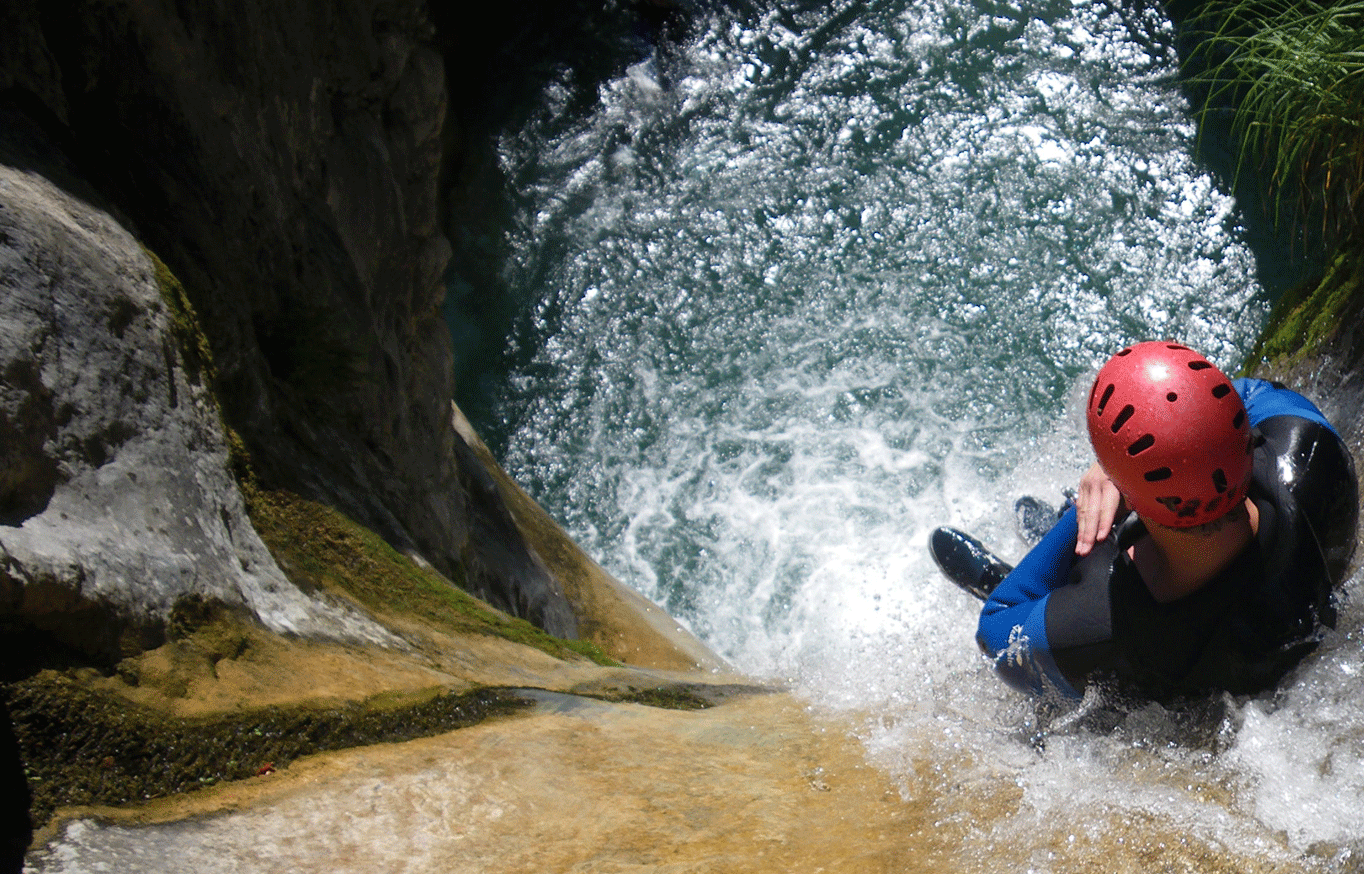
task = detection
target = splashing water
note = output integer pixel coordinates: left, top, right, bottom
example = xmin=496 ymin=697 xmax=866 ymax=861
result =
xmin=494 ymin=0 xmax=1258 ymax=675
xmin=486 ymin=0 xmax=1364 ymax=869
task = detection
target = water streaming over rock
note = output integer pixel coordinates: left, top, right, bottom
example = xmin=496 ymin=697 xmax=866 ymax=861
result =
xmin=480 ymin=0 xmax=1364 ymax=868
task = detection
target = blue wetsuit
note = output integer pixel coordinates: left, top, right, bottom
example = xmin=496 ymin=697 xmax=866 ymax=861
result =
xmin=978 ymin=379 xmax=1357 ymax=699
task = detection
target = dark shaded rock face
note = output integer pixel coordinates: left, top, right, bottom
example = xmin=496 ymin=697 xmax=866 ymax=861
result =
xmin=0 ymin=0 xmax=577 ymax=638
xmin=8 ymin=0 xmax=460 ymax=569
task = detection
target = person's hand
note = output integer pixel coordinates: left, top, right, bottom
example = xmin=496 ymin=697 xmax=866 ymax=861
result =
xmin=1075 ymin=462 xmax=1125 ymax=556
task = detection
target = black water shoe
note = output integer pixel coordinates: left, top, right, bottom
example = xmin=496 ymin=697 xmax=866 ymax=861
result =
xmin=930 ymin=527 xmax=1013 ymax=601
xmin=1014 ymin=496 xmax=1057 ymax=547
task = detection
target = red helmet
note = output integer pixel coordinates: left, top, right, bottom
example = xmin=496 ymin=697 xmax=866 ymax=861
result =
xmin=1086 ymin=341 xmax=1252 ymax=528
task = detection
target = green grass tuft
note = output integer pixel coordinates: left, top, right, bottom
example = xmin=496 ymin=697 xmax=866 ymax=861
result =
xmin=1188 ymin=0 xmax=1364 ymax=247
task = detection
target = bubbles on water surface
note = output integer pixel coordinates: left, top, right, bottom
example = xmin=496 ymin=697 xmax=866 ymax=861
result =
xmin=495 ymin=0 xmax=1262 ymax=674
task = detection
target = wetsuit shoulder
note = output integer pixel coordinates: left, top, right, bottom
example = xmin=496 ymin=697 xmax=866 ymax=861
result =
xmin=1254 ymin=414 xmax=1358 ymax=586
xmin=1235 ymin=377 xmax=1338 ymax=435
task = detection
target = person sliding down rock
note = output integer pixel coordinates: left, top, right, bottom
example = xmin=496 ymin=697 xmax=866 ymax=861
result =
xmin=936 ymin=341 xmax=1358 ymax=700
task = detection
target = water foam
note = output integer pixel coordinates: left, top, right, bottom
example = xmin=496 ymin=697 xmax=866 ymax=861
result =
xmin=494 ymin=0 xmax=1264 ymax=671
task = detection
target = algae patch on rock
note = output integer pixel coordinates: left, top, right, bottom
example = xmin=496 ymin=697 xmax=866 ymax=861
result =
xmin=1246 ymin=251 xmax=1364 ymax=370
xmin=244 ymin=486 xmax=616 ymax=667
xmin=145 ymin=247 xmax=216 ymax=390
xmin=7 ymin=671 xmax=525 ymax=824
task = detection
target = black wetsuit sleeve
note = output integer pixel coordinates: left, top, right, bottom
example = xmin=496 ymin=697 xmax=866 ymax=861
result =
xmin=1045 ymin=533 xmax=1119 ymax=688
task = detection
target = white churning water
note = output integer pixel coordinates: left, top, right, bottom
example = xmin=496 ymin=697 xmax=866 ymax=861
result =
xmin=489 ymin=0 xmax=1364 ymax=868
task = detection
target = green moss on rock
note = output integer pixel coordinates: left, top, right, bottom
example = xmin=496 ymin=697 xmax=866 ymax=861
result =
xmin=6 ymin=673 xmax=525 ymax=822
xmin=1245 ymin=251 xmax=1364 ymax=371
xmin=600 ymin=685 xmax=715 ymax=711
xmin=143 ymin=246 xmax=217 ymax=387
xmin=246 ymin=487 xmax=616 ymax=666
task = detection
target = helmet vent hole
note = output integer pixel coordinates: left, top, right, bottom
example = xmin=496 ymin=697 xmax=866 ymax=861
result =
xmin=1187 ymin=361 xmax=1212 ymax=371
xmin=1211 ymin=383 xmax=1232 ymax=399
xmin=1166 ymin=344 xmax=1190 ymax=351
xmin=1144 ymin=467 xmax=1173 ymax=482
xmin=1166 ymin=392 xmax=1178 ymax=402
xmin=1233 ymin=410 xmax=1246 ymax=429
xmin=1127 ymin=434 xmax=1155 ymax=455
xmin=1116 ymin=348 xmax=1133 ymax=357
xmin=1110 ymin=404 xmax=1135 ymax=433
xmin=1096 ymin=384 xmax=1115 ymax=416
xmin=1212 ymin=468 xmax=1228 ymax=493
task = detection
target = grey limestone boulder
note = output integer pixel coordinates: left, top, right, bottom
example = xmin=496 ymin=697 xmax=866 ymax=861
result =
xmin=0 ymin=138 xmax=395 ymax=660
